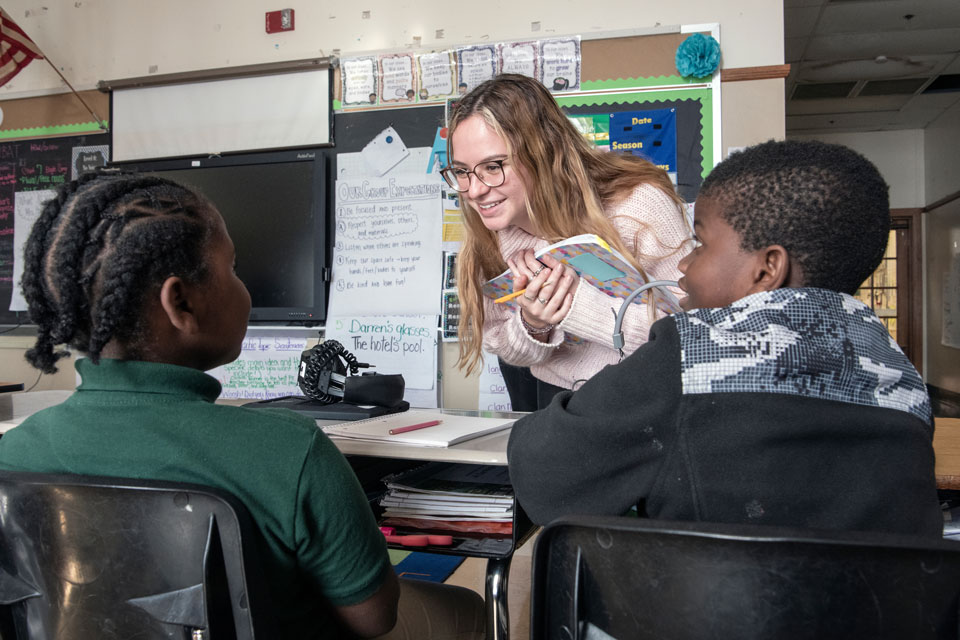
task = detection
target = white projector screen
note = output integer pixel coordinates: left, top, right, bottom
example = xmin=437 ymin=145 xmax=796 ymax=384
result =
xmin=112 ymin=68 xmax=330 ymax=161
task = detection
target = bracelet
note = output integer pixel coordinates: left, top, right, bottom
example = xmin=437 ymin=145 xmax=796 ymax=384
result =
xmin=520 ymin=309 xmax=554 ymax=336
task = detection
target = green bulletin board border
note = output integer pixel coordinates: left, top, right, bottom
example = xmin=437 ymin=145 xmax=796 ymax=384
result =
xmin=0 ymin=121 xmax=109 ymax=141
xmin=555 ymin=83 xmax=713 ymax=180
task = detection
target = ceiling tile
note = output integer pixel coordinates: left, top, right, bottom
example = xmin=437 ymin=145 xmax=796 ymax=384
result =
xmin=805 ymin=29 xmax=960 ymax=60
xmin=795 ymin=55 xmax=946 ymax=82
xmin=817 ymin=0 xmax=960 ymax=34
xmin=786 ymin=94 xmax=911 ymax=115
xmin=785 ymin=6 xmax=821 ymax=38
xmin=785 ymin=37 xmax=809 ymax=63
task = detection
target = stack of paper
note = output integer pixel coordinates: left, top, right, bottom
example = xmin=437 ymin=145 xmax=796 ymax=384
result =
xmin=378 ymin=462 xmax=514 ymax=523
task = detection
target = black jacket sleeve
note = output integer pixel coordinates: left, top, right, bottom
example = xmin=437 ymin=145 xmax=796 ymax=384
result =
xmin=506 ymin=317 xmax=683 ymax=525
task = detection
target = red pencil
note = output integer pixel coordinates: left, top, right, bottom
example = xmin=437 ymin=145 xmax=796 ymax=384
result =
xmin=389 ymin=419 xmax=442 ymax=435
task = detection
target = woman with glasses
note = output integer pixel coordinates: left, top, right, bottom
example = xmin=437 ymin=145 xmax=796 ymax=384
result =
xmin=444 ymin=74 xmax=690 ymax=410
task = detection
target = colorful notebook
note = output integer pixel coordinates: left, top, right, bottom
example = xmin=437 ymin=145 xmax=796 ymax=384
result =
xmin=481 ymin=233 xmax=682 ymax=314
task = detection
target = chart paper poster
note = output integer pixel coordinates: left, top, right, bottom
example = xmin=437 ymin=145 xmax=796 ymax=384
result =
xmin=324 ymin=314 xmax=438 ymax=390
xmin=539 ymin=37 xmax=581 ymax=91
xmin=9 ymin=189 xmax=55 ymax=311
xmin=609 ymin=108 xmax=678 ymax=180
xmin=478 ymin=352 xmax=512 ymax=412
xmin=379 ymin=52 xmax=416 ymax=104
xmin=341 ymin=57 xmax=379 ymax=107
xmin=209 ymin=332 xmax=310 ymax=400
xmin=456 ymin=45 xmax=497 ymax=94
xmin=330 ymin=174 xmax=443 ymax=316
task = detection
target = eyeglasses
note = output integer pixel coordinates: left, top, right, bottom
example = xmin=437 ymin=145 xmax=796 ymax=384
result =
xmin=440 ymin=159 xmax=507 ymax=192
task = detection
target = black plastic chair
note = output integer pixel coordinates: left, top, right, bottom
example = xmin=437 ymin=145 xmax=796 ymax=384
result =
xmin=531 ymin=515 xmax=960 ymax=640
xmin=0 ymin=470 xmax=275 ymax=639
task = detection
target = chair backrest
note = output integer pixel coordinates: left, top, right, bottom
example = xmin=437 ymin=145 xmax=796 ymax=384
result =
xmin=0 ymin=470 xmax=275 ymax=640
xmin=531 ymin=515 xmax=960 ymax=640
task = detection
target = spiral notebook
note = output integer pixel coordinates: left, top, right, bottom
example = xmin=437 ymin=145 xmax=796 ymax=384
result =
xmin=319 ymin=411 xmax=515 ymax=447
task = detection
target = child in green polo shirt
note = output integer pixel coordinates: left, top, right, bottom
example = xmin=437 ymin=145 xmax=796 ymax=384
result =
xmin=0 ymin=172 xmax=484 ymax=639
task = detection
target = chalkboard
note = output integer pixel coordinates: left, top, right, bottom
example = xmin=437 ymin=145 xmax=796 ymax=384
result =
xmin=0 ymin=133 xmax=111 ymax=325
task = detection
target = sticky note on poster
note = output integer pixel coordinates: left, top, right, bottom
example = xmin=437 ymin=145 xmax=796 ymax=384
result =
xmin=609 ymin=109 xmax=678 ymax=179
xmin=324 ymin=315 xmax=437 ymax=390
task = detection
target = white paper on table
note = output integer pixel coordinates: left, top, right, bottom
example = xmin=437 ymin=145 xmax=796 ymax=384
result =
xmin=10 ymin=190 xmax=56 ymax=311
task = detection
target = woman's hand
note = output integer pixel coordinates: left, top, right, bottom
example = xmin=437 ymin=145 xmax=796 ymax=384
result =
xmin=507 ymin=250 xmax=578 ymax=336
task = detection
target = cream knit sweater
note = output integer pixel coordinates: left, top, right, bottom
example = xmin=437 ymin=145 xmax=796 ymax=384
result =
xmin=481 ymin=183 xmax=691 ymax=390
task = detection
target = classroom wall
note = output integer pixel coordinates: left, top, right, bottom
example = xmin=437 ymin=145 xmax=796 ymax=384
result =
xmin=923 ymin=100 xmax=960 ymax=394
xmin=786 ymin=130 xmax=925 ymax=208
xmin=0 ymin=0 xmax=786 ymax=405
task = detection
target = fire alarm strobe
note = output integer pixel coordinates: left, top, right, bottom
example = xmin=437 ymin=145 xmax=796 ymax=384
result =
xmin=266 ymin=8 xmax=295 ymax=33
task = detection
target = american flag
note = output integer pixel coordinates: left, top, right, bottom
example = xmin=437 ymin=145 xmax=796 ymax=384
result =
xmin=0 ymin=8 xmax=43 ymax=87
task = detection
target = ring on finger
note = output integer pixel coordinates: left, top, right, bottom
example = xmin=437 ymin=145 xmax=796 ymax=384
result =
xmin=532 ymin=266 xmax=544 ymax=276
xmin=538 ymin=297 xmax=549 ymax=304
xmin=524 ymin=294 xmax=536 ymax=301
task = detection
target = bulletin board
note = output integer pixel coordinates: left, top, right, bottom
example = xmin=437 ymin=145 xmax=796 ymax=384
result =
xmin=332 ymin=26 xmax=720 ymax=202
xmin=0 ymin=132 xmax=111 ymax=325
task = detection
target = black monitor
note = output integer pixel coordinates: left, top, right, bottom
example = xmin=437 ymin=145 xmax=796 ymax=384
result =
xmin=123 ymin=150 xmax=328 ymax=324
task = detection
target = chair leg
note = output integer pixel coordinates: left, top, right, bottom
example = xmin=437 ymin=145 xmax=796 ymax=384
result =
xmin=485 ymin=556 xmax=512 ymax=640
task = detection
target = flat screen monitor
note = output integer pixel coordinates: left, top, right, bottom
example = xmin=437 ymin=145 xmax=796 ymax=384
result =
xmin=122 ymin=149 xmax=328 ymax=324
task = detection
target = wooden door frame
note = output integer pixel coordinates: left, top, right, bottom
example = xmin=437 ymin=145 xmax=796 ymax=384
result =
xmin=891 ymin=208 xmax=923 ymax=375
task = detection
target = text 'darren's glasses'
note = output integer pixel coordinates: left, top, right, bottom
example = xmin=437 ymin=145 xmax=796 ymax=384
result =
xmin=440 ymin=159 xmax=506 ymax=192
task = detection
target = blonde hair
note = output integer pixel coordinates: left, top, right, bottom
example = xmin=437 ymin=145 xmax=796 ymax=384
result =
xmin=451 ymin=74 xmax=685 ymax=375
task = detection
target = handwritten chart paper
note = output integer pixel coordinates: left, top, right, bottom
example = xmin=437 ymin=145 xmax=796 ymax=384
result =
xmin=330 ymin=174 xmax=442 ymax=316
xmin=209 ymin=332 xmax=310 ymax=400
xmin=324 ymin=314 xmax=438 ymax=390
xmin=478 ymin=351 xmax=512 ymax=412
xmin=9 ymin=190 xmax=54 ymax=311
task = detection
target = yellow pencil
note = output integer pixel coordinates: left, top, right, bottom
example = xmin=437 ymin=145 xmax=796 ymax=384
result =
xmin=494 ymin=288 xmax=527 ymax=304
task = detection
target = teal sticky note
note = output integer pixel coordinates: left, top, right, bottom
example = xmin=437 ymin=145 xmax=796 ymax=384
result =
xmin=568 ymin=253 xmax=625 ymax=282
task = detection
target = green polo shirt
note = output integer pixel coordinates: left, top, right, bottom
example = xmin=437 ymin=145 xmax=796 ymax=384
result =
xmin=0 ymin=358 xmax=391 ymax=638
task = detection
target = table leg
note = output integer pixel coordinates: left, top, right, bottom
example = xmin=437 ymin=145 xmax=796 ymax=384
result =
xmin=485 ymin=555 xmax=512 ymax=640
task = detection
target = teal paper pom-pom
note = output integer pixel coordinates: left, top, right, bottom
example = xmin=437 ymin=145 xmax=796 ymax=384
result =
xmin=675 ymin=33 xmax=721 ymax=78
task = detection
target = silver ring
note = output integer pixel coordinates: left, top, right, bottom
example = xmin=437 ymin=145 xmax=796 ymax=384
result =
xmin=538 ymin=297 xmax=549 ymax=304
xmin=532 ymin=267 xmax=544 ymax=277
xmin=524 ymin=294 xmax=536 ymax=301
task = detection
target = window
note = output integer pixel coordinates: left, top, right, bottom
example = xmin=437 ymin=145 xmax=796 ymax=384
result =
xmin=854 ymin=211 xmax=922 ymax=372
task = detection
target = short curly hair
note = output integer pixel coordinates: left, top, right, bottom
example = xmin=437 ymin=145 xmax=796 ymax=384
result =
xmin=699 ymin=139 xmax=889 ymax=294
